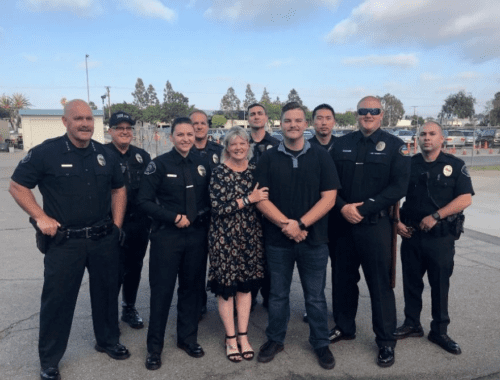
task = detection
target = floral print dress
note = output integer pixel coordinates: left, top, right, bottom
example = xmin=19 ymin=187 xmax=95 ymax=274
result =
xmin=207 ymin=163 xmax=265 ymax=300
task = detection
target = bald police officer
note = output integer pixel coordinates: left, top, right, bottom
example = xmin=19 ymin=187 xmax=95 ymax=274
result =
xmin=9 ymin=100 xmax=129 ymax=380
xmin=106 ymin=111 xmax=151 ymax=329
xmin=394 ymin=122 xmax=473 ymax=355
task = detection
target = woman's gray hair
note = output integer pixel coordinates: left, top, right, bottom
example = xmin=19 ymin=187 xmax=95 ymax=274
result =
xmin=221 ymin=126 xmax=253 ymax=163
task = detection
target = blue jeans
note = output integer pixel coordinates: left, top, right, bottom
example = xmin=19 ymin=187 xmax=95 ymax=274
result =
xmin=265 ymin=243 xmax=330 ymax=349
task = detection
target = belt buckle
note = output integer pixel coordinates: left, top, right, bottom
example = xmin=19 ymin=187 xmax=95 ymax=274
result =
xmin=84 ymin=227 xmax=92 ymax=239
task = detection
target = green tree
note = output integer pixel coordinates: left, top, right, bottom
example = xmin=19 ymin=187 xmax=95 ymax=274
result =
xmin=146 ymin=84 xmax=159 ymax=106
xmin=287 ymin=88 xmax=303 ymax=106
xmin=88 ymin=101 xmax=98 ymax=110
xmin=335 ymin=112 xmax=356 ymax=126
xmin=161 ymin=81 xmax=192 ymax=124
xmin=262 ymin=101 xmax=282 ymax=128
xmin=143 ymin=104 xmax=163 ymax=124
xmin=441 ymin=91 xmax=476 ymax=120
xmin=243 ymin=84 xmax=257 ymax=110
xmin=220 ymin=87 xmax=241 ymax=123
xmin=0 ymin=93 xmax=32 ymax=132
xmin=260 ymin=87 xmax=271 ymax=103
xmin=211 ymin=115 xmax=227 ymax=128
xmin=489 ymin=92 xmax=500 ymax=125
xmin=131 ymin=78 xmax=148 ymax=109
xmin=104 ymin=102 xmax=142 ymax=125
xmin=379 ymin=93 xmax=405 ymax=126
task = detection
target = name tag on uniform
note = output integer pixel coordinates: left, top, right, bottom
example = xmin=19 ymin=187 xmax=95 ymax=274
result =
xmin=167 ymin=174 xmax=177 ymax=177
xmin=186 ymin=185 xmax=194 ymax=188
xmin=343 ymin=150 xmax=352 ymax=152
xmin=61 ymin=164 xmax=73 ymax=168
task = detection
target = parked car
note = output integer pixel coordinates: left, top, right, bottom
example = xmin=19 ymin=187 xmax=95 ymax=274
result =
xmin=477 ymin=129 xmax=500 ymax=147
xmin=271 ymin=131 xmax=283 ymax=141
xmin=445 ymin=130 xmax=466 ymax=147
xmin=395 ymin=130 xmax=416 ymax=144
xmin=303 ymin=130 xmax=314 ymax=140
xmin=461 ymin=130 xmax=480 ymax=146
xmin=332 ymin=129 xmax=353 ymax=137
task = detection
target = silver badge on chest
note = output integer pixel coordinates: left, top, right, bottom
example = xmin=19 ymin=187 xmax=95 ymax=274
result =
xmin=198 ymin=165 xmax=206 ymax=177
xmin=97 ymin=154 xmax=106 ymax=166
xmin=443 ymin=165 xmax=452 ymax=177
xmin=376 ymin=141 xmax=386 ymax=151
xmin=136 ymin=153 xmax=143 ymax=163
xmin=213 ymin=154 xmax=219 ymax=164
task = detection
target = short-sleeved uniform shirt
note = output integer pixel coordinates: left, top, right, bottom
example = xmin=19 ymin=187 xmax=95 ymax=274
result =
xmin=105 ymin=143 xmax=151 ymax=218
xmin=249 ymin=131 xmax=280 ymax=165
xmin=11 ymin=134 xmax=124 ymax=228
xmin=401 ymin=152 xmax=474 ymax=222
xmin=190 ymin=140 xmax=223 ymax=170
xmin=137 ymin=149 xmax=211 ymax=225
xmin=254 ymin=140 xmax=341 ymax=247
xmin=308 ymin=135 xmax=336 ymax=153
xmin=331 ymin=128 xmax=411 ymax=216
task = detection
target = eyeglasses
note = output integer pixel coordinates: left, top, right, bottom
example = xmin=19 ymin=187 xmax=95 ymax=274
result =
xmin=357 ymin=108 xmax=382 ymax=116
xmin=112 ymin=126 xmax=134 ymax=132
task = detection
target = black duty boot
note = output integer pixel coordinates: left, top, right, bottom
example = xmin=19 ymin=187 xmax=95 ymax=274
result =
xmin=121 ymin=305 xmax=144 ymax=329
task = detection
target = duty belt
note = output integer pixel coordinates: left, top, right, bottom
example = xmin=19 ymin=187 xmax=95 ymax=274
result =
xmin=60 ymin=220 xmax=114 ymax=239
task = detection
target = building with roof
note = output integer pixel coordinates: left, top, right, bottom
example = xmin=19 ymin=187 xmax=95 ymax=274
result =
xmin=19 ymin=109 xmax=105 ymax=151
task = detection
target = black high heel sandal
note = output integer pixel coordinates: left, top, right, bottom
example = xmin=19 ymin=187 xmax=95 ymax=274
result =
xmin=225 ymin=335 xmax=242 ymax=363
xmin=237 ymin=332 xmax=254 ymax=361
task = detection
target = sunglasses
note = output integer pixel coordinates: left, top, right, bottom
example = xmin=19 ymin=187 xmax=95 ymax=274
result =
xmin=357 ymin=108 xmax=382 ymax=116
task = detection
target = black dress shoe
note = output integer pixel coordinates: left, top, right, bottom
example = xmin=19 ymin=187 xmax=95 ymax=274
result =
xmin=40 ymin=367 xmax=61 ymax=380
xmin=121 ymin=306 xmax=144 ymax=329
xmin=377 ymin=346 xmax=395 ymax=367
xmin=145 ymin=352 xmax=162 ymax=370
xmin=393 ymin=324 xmax=424 ymax=340
xmin=257 ymin=340 xmax=284 ymax=363
xmin=95 ymin=342 xmax=131 ymax=360
xmin=177 ymin=342 xmax=205 ymax=358
xmin=314 ymin=346 xmax=335 ymax=370
xmin=329 ymin=327 xmax=356 ymax=344
xmin=428 ymin=332 xmax=462 ymax=355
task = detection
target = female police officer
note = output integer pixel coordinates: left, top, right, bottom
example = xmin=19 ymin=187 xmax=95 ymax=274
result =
xmin=137 ymin=117 xmax=211 ymax=370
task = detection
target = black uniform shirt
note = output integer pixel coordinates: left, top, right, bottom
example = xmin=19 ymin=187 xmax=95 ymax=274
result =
xmin=137 ymin=149 xmax=211 ymax=224
xmin=309 ymin=135 xmax=337 ymax=153
xmin=254 ymin=140 xmax=341 ymax=247
xmin=105 ymin=143 xmax=151 ymax=217
xmin=190 ymin=140 xmax=223 ymax=170
xmin=331 ymin=128 xmax=410 ymax=216
xmin=401 ymin=152 xmax=474 ymax=222
xmin=11 ymin=134 xmax=124 ymax=228
xmin=249 ymin=131 xmax=280 ymax=165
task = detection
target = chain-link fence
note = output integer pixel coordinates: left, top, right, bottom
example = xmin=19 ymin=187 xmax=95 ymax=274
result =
xmin=133 ymin=125 xmax=172 ymax=159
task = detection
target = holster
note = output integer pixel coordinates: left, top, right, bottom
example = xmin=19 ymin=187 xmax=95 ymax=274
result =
xmin=448 ymin=213 xmax=465 ymax=240
xmin=29 ymin=217 xmax=50 ymax=254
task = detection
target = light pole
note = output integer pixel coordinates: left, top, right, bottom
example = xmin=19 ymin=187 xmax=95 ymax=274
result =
xmin=85 ymin=54 xmax=90 ymax=103
xmin=101 ymin=94 xmax=107 ymax=124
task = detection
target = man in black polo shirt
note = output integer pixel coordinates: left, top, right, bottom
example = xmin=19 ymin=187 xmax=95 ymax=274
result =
xmin=106 ymin=111 xmax=151 ymax=329
xmin=9 ymin=99 xmax=129 ymax=380
xmin=394 ymin=122 xmax=473 ymax=355
xmin=330 ymin=96 xmax=410 ymax=367
xmin=247 ymin=103 xmax=280 ymax=309
xmin=255 ymin=102 xmax=340 ymax=370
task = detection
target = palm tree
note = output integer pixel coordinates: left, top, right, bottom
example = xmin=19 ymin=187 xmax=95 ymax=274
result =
xmin=0 ymin=93 xmax=32 ymax=133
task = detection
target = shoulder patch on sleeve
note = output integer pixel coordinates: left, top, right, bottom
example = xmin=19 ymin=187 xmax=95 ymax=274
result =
xmin=21 ymin=150 xmax=32 ymax=163
xmin=144 ymin=161 xmax=156 ymax=175
xmin=461 ymin=165 xmax=470 ymax=178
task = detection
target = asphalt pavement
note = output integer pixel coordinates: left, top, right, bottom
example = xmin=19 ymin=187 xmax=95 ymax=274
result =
xmin=0 ymin=150 xmax=499 ymax=380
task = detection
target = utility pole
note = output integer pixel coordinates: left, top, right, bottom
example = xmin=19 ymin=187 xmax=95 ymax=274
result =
xmin=105 ymin=86 xmax=111 ymax=119
xmin=85 ymin=54 xmax=90 ymax=103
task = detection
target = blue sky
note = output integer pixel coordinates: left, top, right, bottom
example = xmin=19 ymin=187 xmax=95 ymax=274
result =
xmin=1 ymin=0 xmax=499 ymax=118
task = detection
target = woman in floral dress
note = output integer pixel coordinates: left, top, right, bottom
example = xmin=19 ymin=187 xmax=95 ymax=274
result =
xmin=207 ymin=126 xmax=268 ymax=363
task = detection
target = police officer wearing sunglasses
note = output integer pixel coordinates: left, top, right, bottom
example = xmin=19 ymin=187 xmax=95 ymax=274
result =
xmin=106 ymin=111 xmax=151 ymax=330
xmin=330 ymin=96 xmax=410 ymax=367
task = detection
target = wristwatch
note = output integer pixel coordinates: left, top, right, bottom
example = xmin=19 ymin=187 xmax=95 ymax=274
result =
xmin=298 ymin=219 xmax=307 ymax=231
xmin=431 ymin=212 xmax=441 ymax=221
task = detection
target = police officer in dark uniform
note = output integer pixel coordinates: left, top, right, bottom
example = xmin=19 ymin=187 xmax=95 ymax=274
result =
xmin=137 ymin=117 xmax=211 ymax=371
xmin=394 ymin=122 xmax=473 ymax=355
xmin=330 ymin=96 xmax=410 ymax=367
xmin=9 ymin=100 xmax=130 ymax=380
xmin=304 ymin=104 xmax=338 ymax=323
xmin=247 ymin=103 xmax=280 ymax=310
xmin=189 ymin=109 xmax=222 ymax=318
xmin=105 ymin=111 xmax=151 ymax=329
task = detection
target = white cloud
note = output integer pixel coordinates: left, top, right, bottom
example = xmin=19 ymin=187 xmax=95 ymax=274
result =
xmin=421 ymin=73 xmax=442 ymax=82
xmin=456 ymin=71 xmax=480 ymax=80
xmin=77 ymin=60 xmax=102 ymax=69
xmin=204 ymin=0 xmax=340 ymax=26
xmin=19 ymin=0 xmax=103 ymax=16
xmin=186 ymin=0 xmax=196 ymax=9
xmin=342 ymin=54 xmax=418 ymax=68
xmin=117 ymin=0 xmax=177 ymax=22
xmin=22 ymin=54 xmax=38 ymax=62
xmin=325 ymin=0 xmax=500 ymax=63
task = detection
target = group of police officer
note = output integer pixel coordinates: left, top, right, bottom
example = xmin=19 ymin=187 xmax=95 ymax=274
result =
xmin=9 ymin=97 xmax=473 ymax=379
